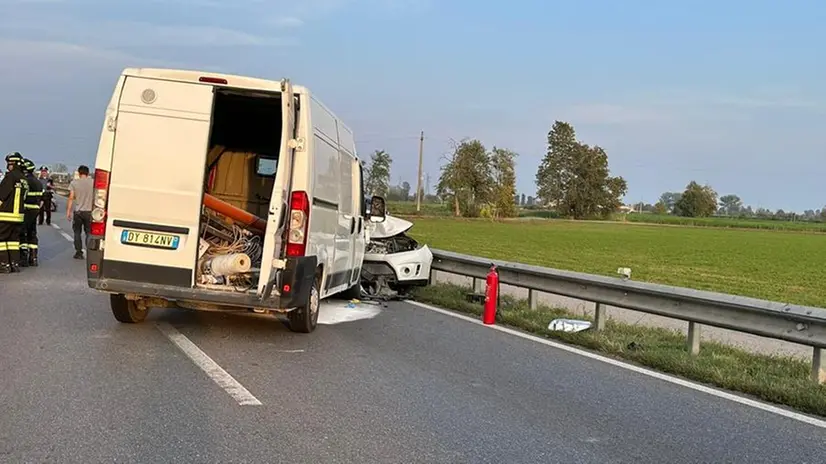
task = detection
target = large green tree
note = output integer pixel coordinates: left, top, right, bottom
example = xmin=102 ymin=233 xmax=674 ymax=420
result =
xmin=718 ymin=194 xmax=743 ymax=216
xmin=364 ymin=150 xmax=391 ymax=197
xmin=535 ymin=121 xmax=627 ymax=219
xmin=437 ymin=139 xmax=494 ymax=217
xmin=658 ymin=192 xmax=682 ymax=213
xmin=673 ymin=181 xmax=717 ymax=217
xmin=490 ymin=147 xmax=518 ymax=218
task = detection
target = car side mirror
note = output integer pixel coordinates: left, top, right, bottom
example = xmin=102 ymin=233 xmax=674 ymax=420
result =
xmin=369 ymin=196 xmax=386 ymax=222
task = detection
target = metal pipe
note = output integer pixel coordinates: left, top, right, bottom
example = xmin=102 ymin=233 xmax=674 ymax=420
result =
xmin=203 ymin=193 xmax=267 ymax=234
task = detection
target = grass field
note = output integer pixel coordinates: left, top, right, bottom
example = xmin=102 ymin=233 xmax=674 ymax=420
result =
xmin=387 ymin=201 xmax=826 ymax=232
xmin=404 ymin=217 xmax=826 ymax=307
xmin=624 ymin=213 xmax=826 ymax=232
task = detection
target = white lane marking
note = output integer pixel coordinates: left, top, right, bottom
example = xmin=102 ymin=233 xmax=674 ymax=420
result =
xmin=407 ymin=300 xmax=826 ymax=429
xmin=156 ymin=322 xmax=262 ymax=406
xmin=51 ymin=223 xmax=61 ymax=230
xmin=60 ymin=232 xmax=73 ymax=242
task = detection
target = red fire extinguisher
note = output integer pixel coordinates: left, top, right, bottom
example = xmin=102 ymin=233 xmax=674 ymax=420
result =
xmin=483 ymin=264 xmax=499 ymax=325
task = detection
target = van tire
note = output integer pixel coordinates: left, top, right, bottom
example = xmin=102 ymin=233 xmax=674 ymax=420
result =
xmin=110 ymin=294 xmax=149 ymax=323
xmin=288 ymin=276 xmax=320 ymax=333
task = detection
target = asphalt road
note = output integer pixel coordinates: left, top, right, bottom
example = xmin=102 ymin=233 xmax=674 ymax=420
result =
xmin=2 ymin=201 xmax=826 ymax=463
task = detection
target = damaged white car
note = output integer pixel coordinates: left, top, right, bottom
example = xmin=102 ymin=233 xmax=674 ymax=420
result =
xmin=361 ymin=215 xmax=433 ymax=297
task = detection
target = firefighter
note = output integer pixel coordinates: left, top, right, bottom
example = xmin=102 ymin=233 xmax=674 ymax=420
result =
xmin=39 ymin=177 xmax=54 ymax=226
xmin=20 ymin=159 xmax=43 ymax=267
xmin=0 ymin=152 xmax=28 ymax=273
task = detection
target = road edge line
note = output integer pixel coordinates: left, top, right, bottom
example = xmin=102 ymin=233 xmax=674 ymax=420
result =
xmin=406 ymin=300 xmax=826 ymax=429
xmin=156 ymin=322 xmax=262 ymax=406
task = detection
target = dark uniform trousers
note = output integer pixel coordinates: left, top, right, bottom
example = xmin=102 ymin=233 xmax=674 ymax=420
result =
xmin=38 ymin=189 xmax=53 ymax=225
xmin=0 ymin=183 xmax=25 ymax=267
xmin=19 ymin=185 xmax=41 ymax=264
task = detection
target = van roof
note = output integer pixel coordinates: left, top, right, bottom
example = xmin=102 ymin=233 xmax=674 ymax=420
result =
xmin=121 ymin=67 xmax=309 ymax=94
xmin=121 ymin=67 xmax=361 ymax=161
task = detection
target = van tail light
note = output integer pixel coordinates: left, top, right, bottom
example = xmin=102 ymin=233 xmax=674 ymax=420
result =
xmin=286 ymin=191 xmax=310 ymax=257
xmin=90 ymin=169 xmax=110 ymax=236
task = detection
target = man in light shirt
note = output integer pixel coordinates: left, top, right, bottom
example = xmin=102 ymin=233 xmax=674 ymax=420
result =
xmin=66 ymin=165 xmax=93 ymax=259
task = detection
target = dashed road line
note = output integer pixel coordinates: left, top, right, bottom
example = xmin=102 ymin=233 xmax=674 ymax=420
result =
xmin=49 ymin=223 xmax=74 ymax=243
xmin=407 ymin=300 xmax=826 ymax=430
xmin=156 ymin=322 xmax=262 ymax=406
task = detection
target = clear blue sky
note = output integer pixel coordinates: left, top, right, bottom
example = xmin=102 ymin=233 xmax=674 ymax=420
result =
xmin=0 ymin=0 xmax=823 ymax=211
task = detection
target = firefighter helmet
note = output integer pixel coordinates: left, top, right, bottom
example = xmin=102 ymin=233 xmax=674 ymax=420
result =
xmin=5 ymin=152 xmax=23 ymax=165
xmin=22 ymin=159 xmax=36 ymax=173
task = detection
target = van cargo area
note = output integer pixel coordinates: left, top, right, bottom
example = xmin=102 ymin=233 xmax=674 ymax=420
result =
xmin=196 ymin=88 xmax=283 ymax=294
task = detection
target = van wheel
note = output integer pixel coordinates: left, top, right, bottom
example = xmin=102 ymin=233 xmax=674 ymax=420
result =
xmin=288 ymin=277 xmax=320 ymax=333
xmin=110 ymin=294 xmax=149 ymax=323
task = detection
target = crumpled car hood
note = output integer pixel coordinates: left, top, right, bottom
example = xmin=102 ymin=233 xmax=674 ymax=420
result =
xmin=370 ymin=215 xmax=413 ymax=239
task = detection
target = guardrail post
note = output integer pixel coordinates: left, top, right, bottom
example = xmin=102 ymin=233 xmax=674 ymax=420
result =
xmin=594 ymin=303 xmax=606 ymax=331
xmin=472 ymin=278 xmax=483 ymax=293
xmin=813 ymin=348 xmax=826 ymax=383
xmin=687 ymin=322 xmax=700 ymax=355
xmin=528 ymin=289 xmax=537 ymax=310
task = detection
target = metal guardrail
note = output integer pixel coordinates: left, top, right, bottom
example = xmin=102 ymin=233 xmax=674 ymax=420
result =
xmin=429 ymin=249 xmax=826 ymax=383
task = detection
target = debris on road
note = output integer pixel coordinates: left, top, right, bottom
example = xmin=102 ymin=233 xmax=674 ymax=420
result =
xmin=548 ymin=318 xmax=592 ymax=333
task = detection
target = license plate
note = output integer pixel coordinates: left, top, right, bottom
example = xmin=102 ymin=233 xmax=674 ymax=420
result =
xmin=120 ymin=230 xmax=180 ymax=250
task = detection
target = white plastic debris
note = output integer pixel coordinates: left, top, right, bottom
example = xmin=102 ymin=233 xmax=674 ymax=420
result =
xmin=317 ymin=299 xmax=382 ymax=325
xmin=548 ymin=318 xmax=592 ymax=332
xmin=617 ymin=267 xmax=632 ymax=279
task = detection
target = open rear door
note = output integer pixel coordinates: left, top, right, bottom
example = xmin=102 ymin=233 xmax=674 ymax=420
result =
xmin=258 ymin=79 xmax=296 ymax=298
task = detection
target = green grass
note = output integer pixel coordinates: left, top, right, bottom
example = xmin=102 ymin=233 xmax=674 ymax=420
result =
xmin=386 ymin=201 xmax=453 ymax=216
xmin=624 ymin=213 xmax=826 ymax=232
xmin=413 ymin=283 xmax=826 ymax=417
xmin=405 ymin=217 xmax=826 ymax=307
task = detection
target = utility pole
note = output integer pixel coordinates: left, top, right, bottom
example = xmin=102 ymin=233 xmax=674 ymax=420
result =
xmin=416 ymin=130 xmax=424 ymax=212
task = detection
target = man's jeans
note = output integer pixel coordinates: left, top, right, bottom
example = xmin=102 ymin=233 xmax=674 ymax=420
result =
xmin=72 ymin=210 xmax=92 ymax=254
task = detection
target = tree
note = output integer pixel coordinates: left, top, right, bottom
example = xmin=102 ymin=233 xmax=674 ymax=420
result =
xmin=437 ymin=139 xmax=494 ymax=217
xmin=536 ymin=121 xmax=577 ymax=209
xmin=400 ymin=181 xmax=411 ymax=201
xmin=535 ymin=121 xmax=627 ymax=219
xmin=653 ymin=201 xmax=667 ymax=214
xmin=364 ymin=150 xmax=391 ymax=197
xmin=490 ymin=147 xmax=518 ymax=218
xmin=658 ymin=192 xmax=682 ymax=213
xmin=719 ymin=194 xmax=743 ymax=216
xmin=673 ymin=181 xmax=717 ymax=217
xmin=52 ymin=163 xmax=69 ymax=173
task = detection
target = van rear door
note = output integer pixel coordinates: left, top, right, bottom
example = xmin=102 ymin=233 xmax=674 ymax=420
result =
xmin=102 ymin=76 xmax=212 ymax=287
xmin=257 ymin=79 xmax=296 ymax=298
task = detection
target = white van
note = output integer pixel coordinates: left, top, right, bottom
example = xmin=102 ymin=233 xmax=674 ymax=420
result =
xmin=85 ymin=67 xmax=386 ymax=333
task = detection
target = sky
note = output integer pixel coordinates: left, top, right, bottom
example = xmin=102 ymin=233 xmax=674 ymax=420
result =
xmin=0 ymin=0 xmax=824 ymax=211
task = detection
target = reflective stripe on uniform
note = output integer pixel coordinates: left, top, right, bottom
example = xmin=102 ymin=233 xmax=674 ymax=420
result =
xmin=0 ymin=213 xmax=23 ymax=222
xmin=19 ymin=244 xmax=27 ymax=250
xmin=6 ymin=241 xmax=20 ymax=251
xmin=0 ymin=243 xmax=6 ymax=251
xmin=0 ymin=184 xmax=25 ymax=221
xmin=26 ymin=244 xmax=38 ymax=249
xmin=24 ymin=204 xmax=40 ymax=210
xmin=26 ymin=191 xmax=43 ymax=196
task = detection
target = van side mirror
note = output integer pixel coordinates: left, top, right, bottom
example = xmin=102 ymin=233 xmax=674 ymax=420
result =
xmin=369 ymin=196 xmax=386 ymax=222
